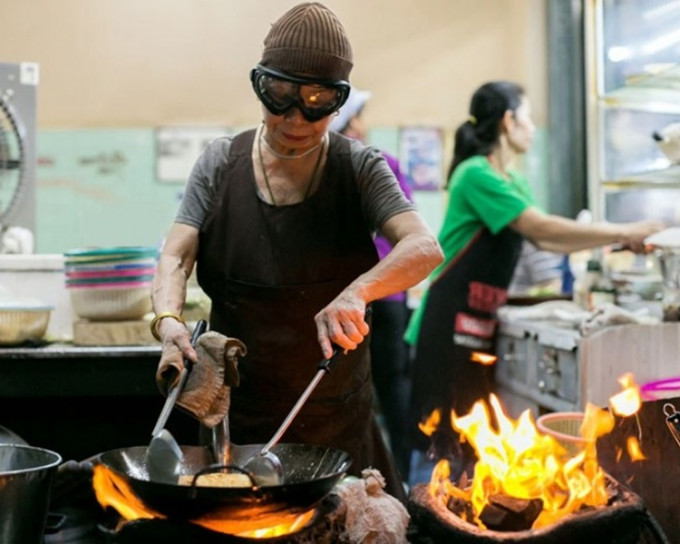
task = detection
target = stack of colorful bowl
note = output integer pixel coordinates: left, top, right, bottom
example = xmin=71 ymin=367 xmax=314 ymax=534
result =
xmin=64 ymin=246 xmax=158 ymax=321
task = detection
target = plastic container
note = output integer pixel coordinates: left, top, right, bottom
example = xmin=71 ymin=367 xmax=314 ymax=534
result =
xmin=536 ymin=412 xmax=588 ymax=456
xmin=0 ymin=255 xmax=73 ymax=341
xmin=69 ymin=283 xmax=152 ymax=321
xmin=0 ymin=304 xmax=53 ymax=345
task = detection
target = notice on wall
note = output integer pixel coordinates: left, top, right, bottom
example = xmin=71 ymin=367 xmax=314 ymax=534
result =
xmin=156 ymin=126 xmax=232 ymax=183
xmin=399 ymin=126 xmax=445 ymax=192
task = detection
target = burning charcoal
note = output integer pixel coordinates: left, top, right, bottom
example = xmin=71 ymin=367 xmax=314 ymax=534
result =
xmin=445 ymin=495 xmax=474 ymax=521
xmin=478 ymin=494 xmax=543 ymax=531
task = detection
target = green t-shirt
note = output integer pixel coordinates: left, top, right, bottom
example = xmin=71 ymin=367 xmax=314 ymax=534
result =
xmin=404 ymin=155 xmax=535 ymax=345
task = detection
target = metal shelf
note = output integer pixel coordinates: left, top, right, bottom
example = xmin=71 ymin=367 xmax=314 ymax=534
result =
xmin=601 ymin=166 xmax=680 ymax=185
xmin=600 ymin=86 xmax=680 ymax=114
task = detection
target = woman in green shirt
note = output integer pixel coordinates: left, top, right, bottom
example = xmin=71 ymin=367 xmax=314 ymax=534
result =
xmin=405 ymin=81 xmax=663 ymax=484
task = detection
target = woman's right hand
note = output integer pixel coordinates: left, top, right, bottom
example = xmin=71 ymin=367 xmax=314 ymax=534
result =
xmin=155 ymin=319 xmax=199 ymax=395
xmin=619 ymin=220 xmax=666 ymax=253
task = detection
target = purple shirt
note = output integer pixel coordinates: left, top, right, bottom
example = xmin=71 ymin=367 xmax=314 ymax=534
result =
xmin=376 ymin=152 xmax=413 ymax=302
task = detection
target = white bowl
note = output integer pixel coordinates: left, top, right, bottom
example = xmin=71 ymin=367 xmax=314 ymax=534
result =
xmin=536 ymin=412 xmax=588 ymax=456
xmin=0 ymin=306 xmax=52 ymax=345
xmin=69 ymin=284 xmax=152 ymax=321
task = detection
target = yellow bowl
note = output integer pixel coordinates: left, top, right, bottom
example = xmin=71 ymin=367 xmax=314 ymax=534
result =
xmin=0 ymin=307 xmax=52 ymax=345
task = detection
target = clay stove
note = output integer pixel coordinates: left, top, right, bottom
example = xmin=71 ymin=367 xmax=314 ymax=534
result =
xmin=407 ymin=474 xmax=668 ymax=544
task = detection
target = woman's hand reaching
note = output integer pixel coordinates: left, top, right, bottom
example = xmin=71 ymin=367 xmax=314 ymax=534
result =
xmin=619 ymin=219 xmax=666 ymax=253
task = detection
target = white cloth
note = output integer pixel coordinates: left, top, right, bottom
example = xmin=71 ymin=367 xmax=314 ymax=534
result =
xmin=579 ymin=302 xmax=660 ymax=337
xmin=0 ymin=226 xmax=33 ymax=254
xmin=498 ymin=300 xmax=661 ymax=337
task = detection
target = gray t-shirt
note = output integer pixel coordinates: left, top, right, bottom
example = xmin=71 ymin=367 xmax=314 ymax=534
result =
xmin=175 ymin=132 xmax=414 ymax=234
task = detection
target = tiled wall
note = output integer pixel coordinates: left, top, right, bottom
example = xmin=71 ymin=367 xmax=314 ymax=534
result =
xmin=35 ymin=126 xmax=549 ymax=254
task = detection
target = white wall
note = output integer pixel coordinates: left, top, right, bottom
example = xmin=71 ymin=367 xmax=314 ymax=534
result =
xmin=0 ymin=0 xmax=547 ymax=130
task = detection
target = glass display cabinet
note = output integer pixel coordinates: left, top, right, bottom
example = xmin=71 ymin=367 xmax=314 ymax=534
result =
xmin=585 ymin=0 xmax=680 ymax=223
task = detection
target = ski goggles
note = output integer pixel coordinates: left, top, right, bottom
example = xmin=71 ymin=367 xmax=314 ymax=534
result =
xmin=250 ymin=65 xmax=350 ymax=122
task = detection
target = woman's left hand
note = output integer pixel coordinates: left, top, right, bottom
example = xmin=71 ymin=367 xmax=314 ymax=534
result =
xmin=314 ymin=294 xmax=369 ymax=359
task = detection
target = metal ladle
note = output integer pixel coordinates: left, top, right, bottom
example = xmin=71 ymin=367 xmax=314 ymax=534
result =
xmin=243 ymin=348 xmax=342 ymax=486
xmin=146 ymin=319 xmax=207 ymax=484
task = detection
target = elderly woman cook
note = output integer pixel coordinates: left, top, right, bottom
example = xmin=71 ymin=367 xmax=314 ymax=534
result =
xmin=150 ymin=2 xmax=443 ymax=501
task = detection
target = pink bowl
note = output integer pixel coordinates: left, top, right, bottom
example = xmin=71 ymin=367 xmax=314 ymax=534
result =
xmin=66 ymin=280 xmax=152 ymax=290
xmin=65 ymin=267 xmax=156 ymax=280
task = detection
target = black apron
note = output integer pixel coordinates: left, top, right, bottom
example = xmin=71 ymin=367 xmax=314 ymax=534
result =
xmin=196 ymin=130 xmax=406 ymax=501
xmin=409 ymin=226 xmax=523 ymax=454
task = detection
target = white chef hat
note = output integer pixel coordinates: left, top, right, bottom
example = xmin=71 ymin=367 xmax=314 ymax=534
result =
xmin=329 ymin=87 xmax=372 ymax=133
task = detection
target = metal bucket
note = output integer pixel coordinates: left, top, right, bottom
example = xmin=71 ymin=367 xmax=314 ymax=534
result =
xmin=0 ymin=444 xmax=62 ymax=544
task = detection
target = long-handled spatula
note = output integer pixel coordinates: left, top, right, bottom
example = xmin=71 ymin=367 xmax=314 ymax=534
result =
xmin=242 ymin=347 xmax=342 ymax=486
xmin=146 ymin=319 xmax=207 ymax=484
xmin=243 ymin=308 xmax=371 ymax=486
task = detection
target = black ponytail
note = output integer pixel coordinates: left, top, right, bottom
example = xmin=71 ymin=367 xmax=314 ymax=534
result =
xmin=446 ymin=81 xmax=525 ymax=187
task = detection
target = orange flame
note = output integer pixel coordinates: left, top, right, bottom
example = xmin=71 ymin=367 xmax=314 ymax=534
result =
xmin=418 ymin=409 xmax=441 ymax=437
xmin=609 ymin=372 xmax=642 ymax=417
xmin=626 ymin=436 xmax=646 ymax=461
xmin=432 ymin=395 xmax=612 ymax=529
xmin=93 ymin=465 xmax=315 ymax=537
xmin=93 ymin=464 xmax=163 ymax=520
xmin=470 ymin=352 xmax=498 ymax=366
xmin=423 ymin=373 xmax=646 ymax=530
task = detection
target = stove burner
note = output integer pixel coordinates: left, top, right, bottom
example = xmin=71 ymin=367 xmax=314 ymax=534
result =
xmin=103 ymin=494 xmax=344 ymax=544
xmin=43 ymin=507 xmax=105 ymax=544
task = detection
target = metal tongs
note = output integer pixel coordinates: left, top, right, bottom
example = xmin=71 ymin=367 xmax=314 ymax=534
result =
xmin=146 ymin=319 xmax=208 ymax=484
xmin=663 ymin=402 xmax=680 ymax=452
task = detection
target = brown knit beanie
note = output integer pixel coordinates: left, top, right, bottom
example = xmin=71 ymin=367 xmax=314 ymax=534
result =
xmin=260 ymin=2 xmax=353 ymax=81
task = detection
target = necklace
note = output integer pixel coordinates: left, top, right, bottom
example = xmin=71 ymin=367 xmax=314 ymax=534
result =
xmin=260 ymin=130 xmax=323 ymax=160
xmin=257 ymin=126 xmax=326 ymax=206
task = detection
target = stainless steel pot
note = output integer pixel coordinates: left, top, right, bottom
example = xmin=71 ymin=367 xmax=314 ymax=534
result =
xmin=0 ymin=444 xmax=62 ymax=544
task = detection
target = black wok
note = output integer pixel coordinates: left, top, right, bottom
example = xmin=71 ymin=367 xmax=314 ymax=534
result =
xmin=97 ymin=443 xmax=351 ymax=521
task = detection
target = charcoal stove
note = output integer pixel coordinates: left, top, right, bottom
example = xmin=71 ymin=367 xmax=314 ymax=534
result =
xmin=406 ymin=474 xmax=669 ymax=544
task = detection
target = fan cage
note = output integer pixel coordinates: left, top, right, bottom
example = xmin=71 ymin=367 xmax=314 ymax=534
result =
xmin=0 ymin=98 xmax=25 ymax=225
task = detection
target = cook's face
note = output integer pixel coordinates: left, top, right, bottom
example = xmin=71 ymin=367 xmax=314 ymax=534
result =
xmin=262 ymin=105 xmax=331 ymax=151
xmin=507 ymin=96 xmax=535 ymax=153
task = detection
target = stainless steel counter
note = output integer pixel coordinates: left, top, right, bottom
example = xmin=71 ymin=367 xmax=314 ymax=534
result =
xmin=0 ymin=343 xmax=199 ymax=461
xmin=0 ymin=343 xmax=161 ymax=358
xmin=496 ymin=310 xmax=680 ymax=414
xmin=0 ymin=343 xmax=162 ymax=397
xmin=496 ymin=316 xmax=581 ymax=413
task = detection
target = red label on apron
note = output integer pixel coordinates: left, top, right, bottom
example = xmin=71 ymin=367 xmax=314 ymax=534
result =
xmin=455 ymin=312 xmax=497 ymax=339
xmin=468 ymin=281 xmax=508 ymax=313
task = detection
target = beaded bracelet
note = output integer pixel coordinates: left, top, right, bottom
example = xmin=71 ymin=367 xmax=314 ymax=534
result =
xmin=150 ymin=311 xmax=186 ymax=342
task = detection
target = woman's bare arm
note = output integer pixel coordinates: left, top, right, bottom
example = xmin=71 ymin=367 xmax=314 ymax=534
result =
xmin=314 ymin=210 xmax=443 ymax=357
xmin=511 ymin=207 xmax=664 ymax=254
xmin=151 ymin=223 xmax=201 ymax=387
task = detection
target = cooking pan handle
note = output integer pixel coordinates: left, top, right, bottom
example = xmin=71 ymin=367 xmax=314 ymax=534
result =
xmin=185 ymin=319 xmax=208 ymax=370
xmin=184 ymin=464 xmax=263 ymax=498
xmin=152 ymin=319 xmax=208 ymax=437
